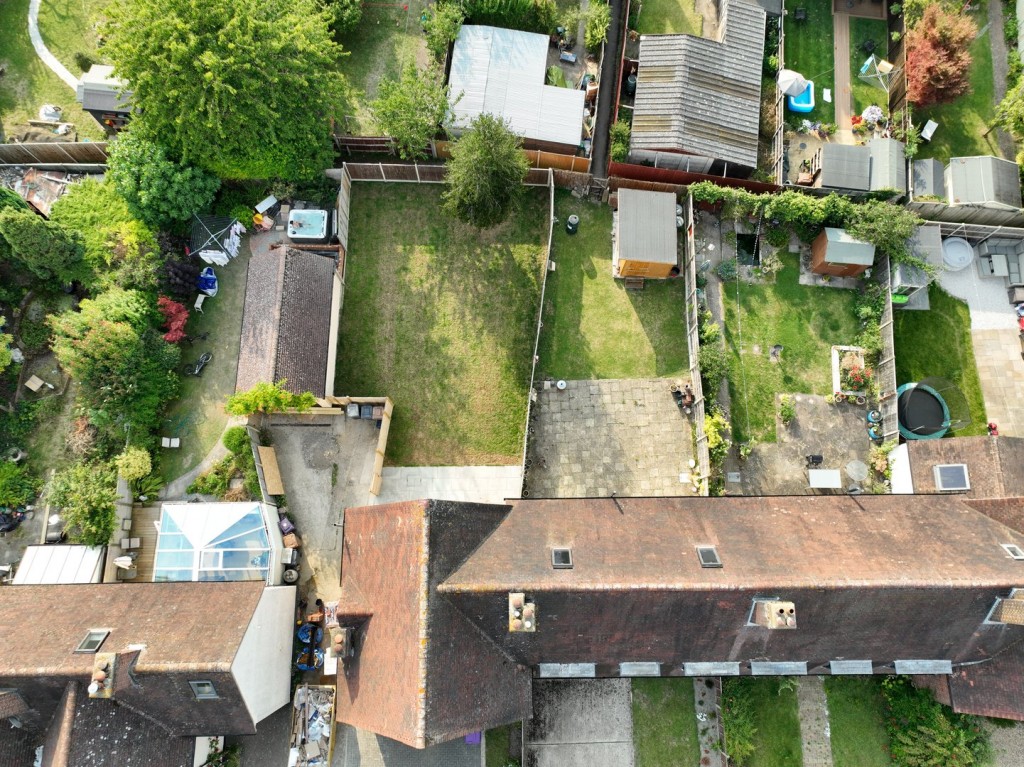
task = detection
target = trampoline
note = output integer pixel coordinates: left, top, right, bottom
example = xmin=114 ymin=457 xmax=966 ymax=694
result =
xmin=897 ymin=383 xmax=950 ymax=440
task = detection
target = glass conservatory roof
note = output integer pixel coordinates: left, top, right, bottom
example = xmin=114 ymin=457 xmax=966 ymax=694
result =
xmin=154 ymin=502 xmax=272 ymax=583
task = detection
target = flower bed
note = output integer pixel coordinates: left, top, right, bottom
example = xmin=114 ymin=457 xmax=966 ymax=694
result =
xmin=831 ymin=345 xmax=872 ymax=399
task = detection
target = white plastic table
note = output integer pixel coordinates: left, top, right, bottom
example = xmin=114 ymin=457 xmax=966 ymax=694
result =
xmin=808 ymin=469 xmax=842 ymax=489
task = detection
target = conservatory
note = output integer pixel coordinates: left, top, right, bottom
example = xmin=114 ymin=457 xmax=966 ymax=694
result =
xmin=153 ymin=501 xmax=285 ymax=585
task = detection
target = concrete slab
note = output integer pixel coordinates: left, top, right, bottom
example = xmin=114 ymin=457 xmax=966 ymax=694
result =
xmin=373 ymin=466 xmax=522 ymax=505
xmin=938 ymin=260 xmax=1019 ymax=331
xmin=267 ymin=413 xmax=378 ymax=601
xmin=525 ymin=679 xmax=633 ymax=767
xmin=797 ymin=677 xmax=834 ymax=767
xmin=334 ymin=724 xmax=480 ymax=767
xmin=527 ymin=379 xmax=696 ymax=498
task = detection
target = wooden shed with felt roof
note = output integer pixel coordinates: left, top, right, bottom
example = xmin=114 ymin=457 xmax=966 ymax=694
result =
xmin=810 ymin=227 xmax=875 ymax=277
xmin=613 ymin=188 xmax=679 ymax=279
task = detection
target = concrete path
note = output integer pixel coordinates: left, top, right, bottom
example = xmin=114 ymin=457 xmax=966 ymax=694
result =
xmin=990 ymin=721 xmax=1024 ymax=767
xmin=987 ymin=0 xmax=1016 ymax=159
xmin=526 ymin=679 xmax=634 ymax=767
xmin=833 ymin=12 xmax=854 ymax=143
xmin=27 ymin=0 xmax=79 ymax=90
xmin=796 ymin=678 xmax=834 ymax=767
xmin=373 ymin=465 xmax=522 ymax=505
xmin=590 ymin=0 xmax=625 ymax=178
xmin=694 ymin=679 xmax=725 ymax=767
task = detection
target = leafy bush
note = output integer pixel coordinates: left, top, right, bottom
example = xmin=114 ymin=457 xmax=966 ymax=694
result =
xmin=698 ymin=320 xmax=720 ymax=346
xmin=114 ymin=446 xmax=152 ymax=481
xmin=226 ymin=381 xmax=317 ymax=416
xmin=425 ymin=2 xmax=466 ymax=61
xmin=325 ymin=0 xmax=361 ymax=33
xmin=717 ymin=258 xmax=738 ymax=281
xmin=130 ymin=473 xmax=164 ymax=501
xmin=0 ymin=208 xmax=89 ymax=287
xmin=609 ymin=119 xmax=631 ymax=163
xmin=188 ymin=456 xmax=236 ymax=496
xmin=223 ymin=426 xmax=250 ymax=455
xmin=563 ymin=0 xmax=611 ymax=49
xmin=699 ymin=344 xmax=728 ymax=398
xmin=882 ymin=676 xmax=990 ymax=767
xmin=0 ymin=462 xmax=38 ymax=506
xmin=721 ymin=679 xmax=758 ymax=766
xmin=462 ymin=0 xmax=556 ymax=33
xmin=157 ymin=296 xmax=189 ymax=343
xmin=73 ymin=52 xmax=96 ymax=73
xmin=705 ymin=408 xmax=731 ymax=465
xmin=47 ymin=462 xmax=119 ymax=546
xmin=779 ymin=394 xmax=796 ymax=425
xmin=764 ymin=225 xmax=789 ymax=248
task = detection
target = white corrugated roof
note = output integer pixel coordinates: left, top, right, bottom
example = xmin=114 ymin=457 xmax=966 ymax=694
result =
xmin=13 ymin=545 xmax=105 ymax=584
xmin=449 ymin=25 xmax=585 ymax=147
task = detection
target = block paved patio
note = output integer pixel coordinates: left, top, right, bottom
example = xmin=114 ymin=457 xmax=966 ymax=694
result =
xmin=526 ymin=379 xmax=696 ymax=498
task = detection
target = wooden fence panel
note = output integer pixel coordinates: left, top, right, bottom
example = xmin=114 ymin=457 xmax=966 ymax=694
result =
xmin=608 ymin=162 xmax=781 ymax=194
xmin=336 ymin=165 xmax=352 ymax=255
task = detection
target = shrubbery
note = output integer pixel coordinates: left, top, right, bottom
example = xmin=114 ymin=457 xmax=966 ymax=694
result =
xmin=425 ymin=2 xmax=465 ymax=61
xmin=721 ymin=679 xmax=757 ymax=766
xmin=47 ymin=462 xmax=119 ymax=546
xmin=609 ymin=119 xmax=631 ymax=163
xmin=0 ymin=462 xmax=38 ymax=507
xmin=882 ymin=676 xmax=990 ymax=767
xmin=188 ymin=425 xmax=260 ymax=499
xmin=462 ymin=0 xmax=556 ymax=33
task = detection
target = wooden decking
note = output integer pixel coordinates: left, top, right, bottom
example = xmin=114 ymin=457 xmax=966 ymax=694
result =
xmin=832 ymin=0 xmax=886 ymax=19
xmin=123 ymin=505 xmax=161 ymax=582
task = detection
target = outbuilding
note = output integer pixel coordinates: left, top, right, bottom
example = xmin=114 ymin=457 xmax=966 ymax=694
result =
xmin=810 ymin=227 xmax=875 ymax=277
xmin=613 ymin=189 xmax=679 ymax=279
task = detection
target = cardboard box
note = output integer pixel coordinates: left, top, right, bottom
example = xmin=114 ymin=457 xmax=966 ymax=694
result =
xmin=283 ymin=532 xmax=302 ymax=549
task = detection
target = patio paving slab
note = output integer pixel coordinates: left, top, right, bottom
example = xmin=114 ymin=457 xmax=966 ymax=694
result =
xmin=526 ymin=379 xmax=696 ymax=498
xmin=797 ymin=677 xmax=834 ymax=767
xmin=373 ymin=466 xmax=522 ymax=505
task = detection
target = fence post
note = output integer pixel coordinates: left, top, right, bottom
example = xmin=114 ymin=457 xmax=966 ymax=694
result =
xmin=415 ymin=163 xmax=420 ymax=183
xmin=378 ymin=162 xmax=385 ymax=181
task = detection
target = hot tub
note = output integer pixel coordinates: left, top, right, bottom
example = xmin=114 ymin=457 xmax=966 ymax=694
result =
xmin=787 ymin=80 xmax=815 ymax=113
xmin=288 ymin=209 xmax=329 ymax=242
xmin=941 ymin=237 xmax=974 ymax=271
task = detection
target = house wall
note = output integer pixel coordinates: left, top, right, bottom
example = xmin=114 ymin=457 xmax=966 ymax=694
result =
xmin=618 ymin=259 xmax=675 ymax=278
xmin=810 ymin=233 xmax=869 ymax=277
xmin=325 ymin=273 xmax=342 ymax=399
xmin=231 ymin=585 xmax=295 ymax=724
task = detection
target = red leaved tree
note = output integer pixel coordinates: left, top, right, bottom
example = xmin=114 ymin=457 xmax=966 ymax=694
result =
xmin=906 ymin=5 xmax=976 ymax=107
xmin=157 ymin=296 xmax=189 ymax=343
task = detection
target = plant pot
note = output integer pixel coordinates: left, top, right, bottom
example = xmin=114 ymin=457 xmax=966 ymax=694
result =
xmin=856 ymin=395 xmax=867 ymax=405
xmin=834 ymin=393 xmax=846 ymax=403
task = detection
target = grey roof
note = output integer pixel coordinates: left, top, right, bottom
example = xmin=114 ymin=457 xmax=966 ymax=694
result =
xmin=236 ymin=246 xmax=337 ymax=398
xmin=868 ymin=138 xmax=906 ymax=192
xmin=80 ymin=87 xmax=132 ymax=113
xmin=821 ymin=228 xmax=875 ymax=265
xmin=618 ymin=189 xmax=678 ymax=265
xmin=819 ymin=144 xmax=871 ymax=191
xmin=913 ymin=158 xmax=946 ymax=198
xmin=819 ymin=140 xmax=906 ymax=192
xmin=894 ymin=224 xmax=940 ymax=288
xmin=631 ymin=0 xmax=766 ymax=168
xmin=946 ymin=156 xmax=1023 ymax=209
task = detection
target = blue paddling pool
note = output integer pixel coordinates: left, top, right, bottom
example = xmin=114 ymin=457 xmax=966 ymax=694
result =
xmin=788 ymin=80 xmax=815 ymax=113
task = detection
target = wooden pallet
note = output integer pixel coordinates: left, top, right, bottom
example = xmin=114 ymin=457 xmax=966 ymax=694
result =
xmin=624 ymin=277 xmax=645 ymax=290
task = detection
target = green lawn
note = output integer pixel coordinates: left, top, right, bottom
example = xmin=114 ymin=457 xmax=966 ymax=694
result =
xmin=782 ymin=0 xmax=835 ymax=125
xmin=335 ymin=0 xmax=429 ymax=135
xmin=632 ymin=678 xmax=701 ymax=767
xmin=825 ymin=677 xmax=893 ymax=767
xmin=158 ymin=243 xmax=252 ymax=483
xmin=0 ymin=0 xmax=106 ymax=141
xmin=916 ymin=1 xmax=999 ymax=161
xmin=538 ymin=195 xmax=688 ymax=380
xmin=37 ymin=0 xmax=108 ymax=79
xmin=335 ymin=184 xmax=549 ymax=466
xmin=722 ymin=253 xmax=860 ymax=444
xmin=892 ymin=284 xmax=987 ymax=436
xmin=485 ymin=725 xmax=513 ymax=767
xmin=849 ymin=17 xmax=889 ymax=118
xmin=634 ymin=0 xmax=703 ymax=36
xmin=723 ymin=677 xmax=803 ymax=767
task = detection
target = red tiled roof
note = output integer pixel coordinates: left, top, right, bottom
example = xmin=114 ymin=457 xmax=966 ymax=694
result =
xmin=907 ymin=436 xmax=1024 ymax=498
xmin=336 ymin=500 xmax=531 ymax=748
xmin=949 ymin=639 xmax=1024 ymax=721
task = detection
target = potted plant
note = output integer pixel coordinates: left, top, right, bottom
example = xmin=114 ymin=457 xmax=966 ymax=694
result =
xmin=834 ymin=392 xmax=846 ymax=403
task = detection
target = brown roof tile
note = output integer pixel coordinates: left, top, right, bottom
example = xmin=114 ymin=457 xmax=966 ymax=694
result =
xmin=336 ymin=500 xmax=530 ymax=748
xmin=0 ymin=581 xmax=262 ymax=675
xmin=907 ymin=436 xmax=1024 ymax=498
xmin=949 ymin=639 xmax=1024 ymax=720
xmin=965 ymin=497 xmax=1024 ymax=535
xmin=236 ymin=245 xmax=337 ymax=398
xmin=0 ymin=691 xmax=28 ymax=719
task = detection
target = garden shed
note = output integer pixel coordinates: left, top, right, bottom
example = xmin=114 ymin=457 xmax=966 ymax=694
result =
xmin=447 ymin=25 xmax=586 ymax=154
xmin=811 ymin=227 xmax=875 ymax=277
xmin=945 ymin=156 xmax=1023 ymax=210
xmin=75 ymin=64 xmax=132 ymax=129
xmin=613 ymin=189 xmax=678 ymax=279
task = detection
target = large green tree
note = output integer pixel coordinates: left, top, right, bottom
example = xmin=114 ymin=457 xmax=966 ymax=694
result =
xmin=47 ymin=463 xmax=119 ymax=546
xmin=103 ymin=0 xmax=345 ymax=179
xmin=106 ymin=134 xmax=219 ymax=230
xmin=0 ymin=208 xmax=88 ymax=285
xmin=370 ymin=64 xmax=452 ymax=160
xmin=443 ymin=114 xmax=530 ymax=229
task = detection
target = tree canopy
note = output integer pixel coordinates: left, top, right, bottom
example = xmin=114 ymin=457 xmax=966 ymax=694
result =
xmin=443 ymin=114 xmax=530 ymax=229
xmin=103 ymin=0 xmax=345 ymax=180
xmin=371 ymin=64 xmax=452 ymax=160
xmin=0 ymin=208 xmax=88 ymax=286
xmin=226 ymin=381 xmax=317 ymax=415
xmin=47 ymin=462 xmax=119 ymax=546
xmin=107 ymin=133 xmax=220 ymax=230
xmin=906 ymin=5 xmax=975 ymax=107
